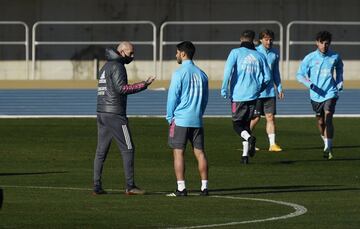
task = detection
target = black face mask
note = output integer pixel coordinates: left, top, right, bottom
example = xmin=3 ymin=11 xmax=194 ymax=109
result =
xmin=122 ymin=54 xmax=134 ymax=64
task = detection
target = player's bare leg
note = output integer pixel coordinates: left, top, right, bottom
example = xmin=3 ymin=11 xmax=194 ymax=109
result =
xmin=317 ymin=115 xmax=326 ymax=147
xmin=324 ymin=110 xmax=334 ymax=139
xmin=265 ymin=113 xmax=275 ymax=135
xmin=250 ymin=117 xmax=261 ymax=151
xmin=316 ymin=115 xmax=326 ymax=137
xmin=323 ymin=110 xmax=334 ymax=159
xmin=317 ymin=113 xmax=333 ymax=159
xmin=266 ymin=113 xmax=282 ymax=151
xmin=173 ymin=149 xmax=185 ymax=181
xmin=167 ymin=149 xmax=188 ymax=197
xmin=193 ymin=148 xmax=208 ymax=180
xmin=193 ymin=148 xmax=208 ymax=195
xmin=250 ymin=116 xmax=260 ymax=131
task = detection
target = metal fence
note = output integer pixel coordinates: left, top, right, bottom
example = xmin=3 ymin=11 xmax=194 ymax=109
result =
xmin=2 ymin=20 xmax=360 ymax=81
xmin=159 ymin=20 xmax=283 ymax=80
xmin=31 ymin=21 xmax=157 ymax=80
xmin=286 ymin=21 xmax=360 ymax=79
xmin=0 ymin=21 xmax=29 ymax=79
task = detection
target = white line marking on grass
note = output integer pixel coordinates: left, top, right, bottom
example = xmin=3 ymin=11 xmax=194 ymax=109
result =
xmin=167 ymin=195 xmax=307 ymax=229
xmin=1 ymin=185 xmax=307 ymax=228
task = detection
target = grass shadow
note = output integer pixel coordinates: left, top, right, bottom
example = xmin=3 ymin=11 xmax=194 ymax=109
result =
xmin=209 ymin=184 xmax=360 ymax=196
xmin=284 ymin=145 xmax=360 ymax=151
xmin=279 ymin=158 xmax=360 ymax=164
xmin=0 ymin=171 xmax=68 ymax=176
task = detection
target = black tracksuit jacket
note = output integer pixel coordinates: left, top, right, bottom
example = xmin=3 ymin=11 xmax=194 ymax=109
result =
xmin=97 ymin=48 xmax=148 ymax=115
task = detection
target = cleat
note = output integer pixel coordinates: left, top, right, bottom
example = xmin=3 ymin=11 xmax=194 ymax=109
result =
xmin=255 ymin=147 xmax=260 ymax=151
xmin=248 ymin=136 xmax=256 ymax=157
xmin=323 ymin=149 xmax=333 ymax=160
xmin=92 ymin=185 xmax=107 ymax=195
xmin=166 ymin=189 xmax=188 ymax=197
xmin=125 ymin=186 xmax=146 ymax=195
xmin=200 ymin=189 xmax=209 ymax=196
xmin=269 ymin=144 xmax=282 ymax=152
xmin=241 ymin=156 xmax=249 ymax=164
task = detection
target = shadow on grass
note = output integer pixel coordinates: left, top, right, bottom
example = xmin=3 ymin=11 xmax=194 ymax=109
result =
xmin=284 ymin=145 xmax=360 ymax=151
xmin=207 ymin=184 xmax=360 ymax=196
xmin=0 ymin=171 xmax=68 ymax=176
xmin=150 ymin=184 xmax=360 ymax=196
xmin=279 ymin=158 xmax=360 ymax=164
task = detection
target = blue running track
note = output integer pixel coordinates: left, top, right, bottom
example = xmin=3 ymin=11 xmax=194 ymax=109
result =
xmin=0 ymin=89 xmax=359 ymax=116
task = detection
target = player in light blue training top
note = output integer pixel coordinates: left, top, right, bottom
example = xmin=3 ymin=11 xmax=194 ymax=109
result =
xmin=296 ymin=30 xmax=344 ymax=160
xmin=221 ymin=30 xmax=270 ymax=164
xmin=166 ymin=41 xmax=209 ymax=197
xmin=251 ymin=29 xmax=284 ymax=152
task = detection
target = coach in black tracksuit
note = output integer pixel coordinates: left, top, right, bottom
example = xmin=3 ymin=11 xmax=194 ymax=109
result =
xmin=93 ymin=41 xmax=155 ymax=195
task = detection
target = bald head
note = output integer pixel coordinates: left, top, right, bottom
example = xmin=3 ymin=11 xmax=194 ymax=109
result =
xmin=117 ymin=41 xmax=134 ymax=64
xmin=117 ymin=41 xmax=133 ymax=53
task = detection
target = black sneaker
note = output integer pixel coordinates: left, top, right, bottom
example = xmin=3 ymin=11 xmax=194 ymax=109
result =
xmin=200 ymin=189 xmax=209 ymax=196
xmin=92 ymin=186 xmax=107 ymax=195
xmin=241 ymin=156 xmax=249 ymax=164
xmin=166 ymin=189 xmax=188 ymax=197
xmin=248 ymin=136 xmax=257 ymax=157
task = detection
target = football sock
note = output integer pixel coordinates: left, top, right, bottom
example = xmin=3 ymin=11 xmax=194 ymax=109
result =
xmin=201 ymin=180 xmax=208 ymax=191
xmin=240 ymin=131 xmax=251 ymax=141
xmin=321 ymin=135 xmax=326 ymax=150
xmin=177 ymin=180 xmax=186 ymax=191
xmin=268 ymin=133 xmax=275 ymax=145
xmin=324 ymin=138 xmax=329 ymax=150
xmin=321 ymin=135 xmax=325 ymax=141
xmin=325 ymin=138 xmax=333 ymax=150
xmin=242 ymin=141 xmax=249 ymax=156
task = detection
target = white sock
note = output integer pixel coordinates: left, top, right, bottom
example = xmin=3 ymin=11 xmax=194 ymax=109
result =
xmin=325 ymin=138 xmax=333 ymax=150
xmin=324 ymin=138 xmax=329 ymax=150
xmin=321 ymin=135 xmax=325 ymax=142
xmin=177 ymin=180 xmax=186 ymax=191
xmin=321 ymin=135 xmax=326 ymax=150
xmin=201 ymin=180 xmax=208 ymax=191
xmin=242 ymin=141 xmax=249 ymax=157
xmin=241 ymin=131 xmax=251 ymax=141
xmin=268 ymin=133 xmax=275 ymax=145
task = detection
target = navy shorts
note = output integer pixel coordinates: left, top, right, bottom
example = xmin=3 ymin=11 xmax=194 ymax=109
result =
xmin=311 ymin=98 xmax=337 ymax=116
xmin=168 ymin=121 xmax=204 ymax=150
xmin=231 ymin=100 xmax=257 ymax=122
xmin=253 ymin=97 xmax=276 ymax=117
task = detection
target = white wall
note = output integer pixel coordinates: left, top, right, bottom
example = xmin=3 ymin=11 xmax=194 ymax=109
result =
xmin=1 ymin=60 xmax=357 ymax=81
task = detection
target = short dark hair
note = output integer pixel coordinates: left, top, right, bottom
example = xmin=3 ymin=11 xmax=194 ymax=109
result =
xmin=259 ymin=29 xmax=275 ymax=40
xmin=240 ymin=30 xmax=255 ymax=41
xmin=316 ymin=31 xmax=332 ymax=42
xmin=176 ymin=41 xmax=195 ymax=59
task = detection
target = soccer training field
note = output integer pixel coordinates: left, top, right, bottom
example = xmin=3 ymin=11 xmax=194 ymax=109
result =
xmin=0 ymin=117 xmax=359 ymax=228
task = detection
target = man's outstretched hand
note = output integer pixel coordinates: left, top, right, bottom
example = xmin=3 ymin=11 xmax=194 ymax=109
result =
xmin=145 ymin=76 xmax=156 ymax=86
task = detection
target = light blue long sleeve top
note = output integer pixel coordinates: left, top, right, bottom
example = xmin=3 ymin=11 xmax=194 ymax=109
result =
xmin=166 ymin=60 xmax=209 ymax=127
xmin=256 ymin=44 xmax=282 ymax=98
xmin=221 ymin=47 xmax=271 ymax=102
xmin=296 ymin=49 xmax=344 ymax=102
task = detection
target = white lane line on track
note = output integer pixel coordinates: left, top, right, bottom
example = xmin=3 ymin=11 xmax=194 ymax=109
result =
xmin=1 ymin=185 xmax=307 ymax=228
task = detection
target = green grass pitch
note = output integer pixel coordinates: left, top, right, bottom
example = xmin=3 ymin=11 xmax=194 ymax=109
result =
xmin=0 ymin=117 xmax=359 ymax=228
